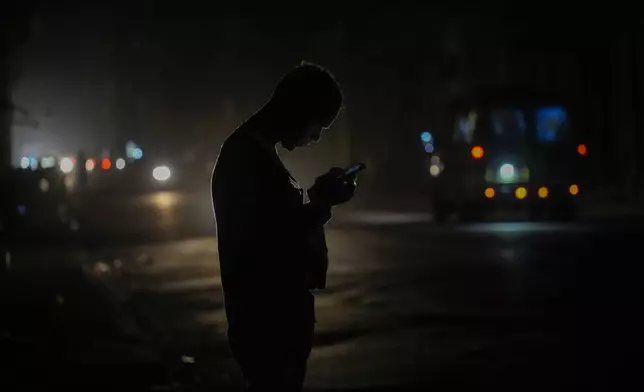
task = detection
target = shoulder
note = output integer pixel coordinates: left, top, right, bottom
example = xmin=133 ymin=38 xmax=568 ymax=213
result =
xmin=212 ymin=130 xmax=261 ymax=187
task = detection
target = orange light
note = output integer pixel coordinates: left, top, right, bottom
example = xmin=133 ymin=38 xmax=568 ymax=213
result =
xmin=471 ymin=145 xmax=484 ymax=159
xmin=101 ymin=158 xmax=112 ymax=170
xmin=538 ymin=186 xmax=549 ymax=198
xmin=484 ymin=187 xmax=495 ymax=198
xmin=569 ymin=184 xmax=579 ymax=195
xmin=577 ymin=144 xmax=587 ymax=156
xmin=515 ymin=187 xmax=527 ymax=200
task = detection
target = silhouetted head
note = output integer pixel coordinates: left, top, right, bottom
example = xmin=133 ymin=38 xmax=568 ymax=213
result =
xmin=263 ymin=62 xmax=343 ymax=151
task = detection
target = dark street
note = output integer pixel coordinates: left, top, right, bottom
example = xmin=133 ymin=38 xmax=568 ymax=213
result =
xmin=3 ymin=4 xmax=644 ymax=391
xmin=6 ymin=192 xmax=643 ymax=390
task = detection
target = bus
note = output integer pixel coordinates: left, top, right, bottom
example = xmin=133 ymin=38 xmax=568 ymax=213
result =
xmin=428 ymin=87 xmax=588 ymax=222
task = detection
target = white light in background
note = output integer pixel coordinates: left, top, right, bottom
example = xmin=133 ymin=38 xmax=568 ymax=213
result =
xmin=152 ymin=165 xmax=171 ymax=182
xmin=85 ymin=159 xmax=95 ymax=172
xmin=59 ymin=157 xmax=74 ymax=173
xmin=20 ymin=157 xmax=30 ymax=169
xmin=39 ymin=178 xmax=49 ymax=192
xmin=429 ymin=164 xmax=441 ymax=177
xmin=115 ymin=158 xmax=126 ymax=170
xmin=499 ymin=163 xmax=516 ymax=182
xmin=41 ymin=157 xmax=56 ymax=169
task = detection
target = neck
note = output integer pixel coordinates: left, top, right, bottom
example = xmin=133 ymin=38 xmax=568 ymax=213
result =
xmin=246 ymin=105 xmax=283 ymax=146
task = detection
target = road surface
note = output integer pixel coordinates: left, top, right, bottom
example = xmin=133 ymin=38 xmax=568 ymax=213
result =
xmin=4 ymin=191 xmax=644 ymax=390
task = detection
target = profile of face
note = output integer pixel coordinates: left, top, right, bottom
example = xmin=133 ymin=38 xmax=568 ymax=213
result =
xmin=282 ymin=122 xmax=325 ymax=151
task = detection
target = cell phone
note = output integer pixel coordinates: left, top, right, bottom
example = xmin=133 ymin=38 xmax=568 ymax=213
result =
xmin=342 ymin=163 xmax=366 ymax=177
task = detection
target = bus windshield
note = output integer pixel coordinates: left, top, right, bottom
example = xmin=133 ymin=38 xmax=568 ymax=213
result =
xmin=489 ymin=109 xmax=527 ymax=143
xmin=452 ymin=105 xmax=570 ymax=146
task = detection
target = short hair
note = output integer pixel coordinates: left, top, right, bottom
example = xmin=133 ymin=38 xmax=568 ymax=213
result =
xmin=270 ymin=62 xmax=343 ymax=127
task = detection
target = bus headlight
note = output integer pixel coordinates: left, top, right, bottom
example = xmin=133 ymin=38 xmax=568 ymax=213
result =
xmin=499 ymin=163 xmax=516 ymax=183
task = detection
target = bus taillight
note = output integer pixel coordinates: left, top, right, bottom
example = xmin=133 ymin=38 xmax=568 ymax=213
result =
xmin=471 ymin=146 xmax=484 ymax=159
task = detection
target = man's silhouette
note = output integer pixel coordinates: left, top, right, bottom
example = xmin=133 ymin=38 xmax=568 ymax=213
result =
xmin=211 ymin=63 xmax=356 ymax=391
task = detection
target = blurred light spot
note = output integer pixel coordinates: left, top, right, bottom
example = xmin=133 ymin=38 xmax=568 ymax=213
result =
xmin=126 ymin=141 xmax=137 ymax=158
xmin=29 ymin=157 xmax=38 ymax=170
xmin=101 ymin=158 xmax=112 ymax=170
xmin=484 ymin=187 xmax=495 ymax=198
xmin=20 ymin=156 xmax=30 ymax=169
xmin=93 ymin=261 xmax=111 ymax=274
xmin=515 ymin=187 xmax=527 ymax=200
xmin=429 ymin=164 xmax=440 ymax=177
xmin=56 ymin=295 xmax=65 ymax=305
xmin=59 ymin=157 xmax=74 ymax=173
xmin=423 ymin=142 xmax=434 ymax=153
xmin=85 ymin=159 xmax=96 ymax=172
xmin=114 ymin=259 xmax=122 ymax=269
xmin=538 ymin=186 xmax=549 ymax=198
xmin=153 ymin=165 xmax=171 ymax=182
xmin=5 ymin=252 xmax=11 ymax=270
xmin=39 ymin=178 xmax=49 ymax=193
xmin=569 ymin=184 xmax=579 ymax=195
xmin=430 ymin=155 xmax=441 ymax=165
xmin=471 ymin=145 xmax=484 ymax=159
xmin=115 ymin=158 xmax=126 ymax=170
xmin=132 ymin=147 xmax=143 ymax=160
xmin=420 ymin=131 xmax=432 ymax=143
xmin=181 ymin=355 xmax=195 ymax=364
xmin=577 ymin=144 xmax=587 ymax=156
xmin=41 ymin=156 xmax=56 ymax=169
xmin=499 ymin=163 xmax=515 ymax=182
xmin=17 ymin=205 xmax=26 ymax=215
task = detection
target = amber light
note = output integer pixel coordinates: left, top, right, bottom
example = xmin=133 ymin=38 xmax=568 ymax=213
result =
xmin=577 ymin=144 xmax=587 ymax=156
xmin=484 ymin=187 xmax=495 ymax=198
xmin=538 ymin=186 xmax=549 ymax=199
xmin=471 ymin=145 xmax=484 ymax=159
xmin=515 ymin=187 xmax=527 ymax=200
xmin=569 ymin=184 xmax=579 ymax=195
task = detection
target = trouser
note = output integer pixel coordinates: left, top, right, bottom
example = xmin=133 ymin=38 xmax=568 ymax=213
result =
xmin=228 ymin=318 xmax=314 ymax=392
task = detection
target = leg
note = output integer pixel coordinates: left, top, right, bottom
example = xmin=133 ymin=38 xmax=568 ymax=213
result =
xmin=227 ymin=319 xmax=314 ymax=392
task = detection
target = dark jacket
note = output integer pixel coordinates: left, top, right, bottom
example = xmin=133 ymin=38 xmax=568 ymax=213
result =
xmin=211 ymin=126 xmax=331 ymax=322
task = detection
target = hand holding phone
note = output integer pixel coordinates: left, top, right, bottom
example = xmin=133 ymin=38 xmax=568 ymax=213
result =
xmin=340 ymin=162 xmax=366 ymax=178
xmin=310 ymin=164 xmax=364 ymax=207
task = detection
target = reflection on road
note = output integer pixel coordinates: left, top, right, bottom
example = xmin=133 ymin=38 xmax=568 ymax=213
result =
xmin=148 ymin=191 xmax=181 ymax=210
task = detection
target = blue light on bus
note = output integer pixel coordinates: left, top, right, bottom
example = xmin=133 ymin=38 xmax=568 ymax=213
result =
xmin=420 ymin=131 xmax=432 ymax=143
xmin=536 ymin=106 xmax=568 ymax=142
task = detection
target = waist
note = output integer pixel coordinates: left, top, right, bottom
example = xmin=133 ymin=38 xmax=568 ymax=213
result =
xmin=224 ymin=288 xmax=315 ymax=321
